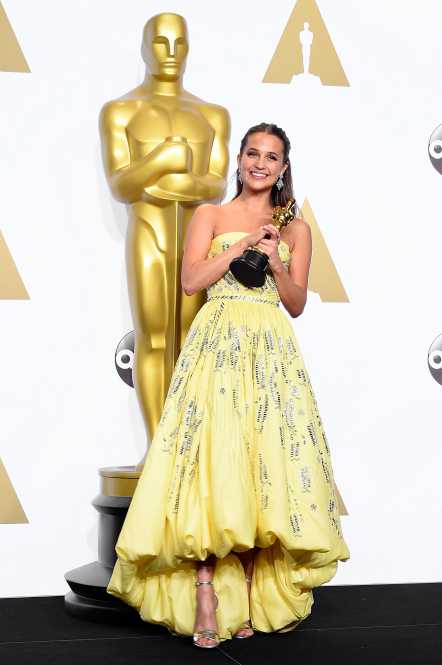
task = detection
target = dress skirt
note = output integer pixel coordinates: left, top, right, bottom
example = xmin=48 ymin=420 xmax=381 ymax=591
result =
xmin=106 ymin=232 xmax=350 ymax=641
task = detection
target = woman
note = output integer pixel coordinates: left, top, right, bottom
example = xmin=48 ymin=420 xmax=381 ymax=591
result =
xmin=107 ymin=122 xmax=350 ymax=648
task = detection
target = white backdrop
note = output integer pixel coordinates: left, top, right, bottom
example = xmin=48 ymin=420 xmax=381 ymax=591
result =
xmin=1 ymin=0 xmax=441 ymax=597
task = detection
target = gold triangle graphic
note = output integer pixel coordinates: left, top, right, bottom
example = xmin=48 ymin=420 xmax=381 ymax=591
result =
xmin=0 ymin=2 xmax=30 ymax=72
xmin=301 ymin=199 xmax=349 ymax=302
xmin=0 ymin=230 xmax=29 ymax=299
xmin=0 ymin=458 xmax=28 ymax=523
xmin=263 ymin=0 xmax=349 ymax=86
xmin=333 ymin=479 xmax=349 ymax=516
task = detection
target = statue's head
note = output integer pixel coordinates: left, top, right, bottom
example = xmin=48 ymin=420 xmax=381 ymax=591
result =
xmin=142 ymin=13 xmax=189 ymax=80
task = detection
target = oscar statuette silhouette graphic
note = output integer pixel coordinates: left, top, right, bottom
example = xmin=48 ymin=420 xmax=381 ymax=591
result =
xmin=292 ymin=21 xmax=321 ymax=87
xmin=64 ymin=12 xmax=230 ymax=619
xmin=301 ymin=21 xmax=313 ymax=73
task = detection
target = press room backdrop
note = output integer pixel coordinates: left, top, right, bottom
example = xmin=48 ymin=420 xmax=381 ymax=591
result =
xmin=1 ymin=0 xmax=441 ymax=597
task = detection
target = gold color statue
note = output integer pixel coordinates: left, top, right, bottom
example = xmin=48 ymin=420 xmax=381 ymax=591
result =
xmin=99 ymin=13 xmax=230 ymax=449
xmin=229 ymin=199 xmax=298 ymax=288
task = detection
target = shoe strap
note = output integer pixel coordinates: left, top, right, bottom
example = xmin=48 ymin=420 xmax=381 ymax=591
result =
xmin=194 ymin=629 xmax=219 ymax=641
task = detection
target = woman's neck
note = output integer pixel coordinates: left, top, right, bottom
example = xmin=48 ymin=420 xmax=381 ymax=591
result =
xmin=235 ymin=189 xmax=273 ymax=215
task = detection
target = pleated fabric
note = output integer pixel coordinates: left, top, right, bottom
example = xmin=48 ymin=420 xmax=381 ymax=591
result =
xmin=107 ymin=232 xmax=350 ymax=641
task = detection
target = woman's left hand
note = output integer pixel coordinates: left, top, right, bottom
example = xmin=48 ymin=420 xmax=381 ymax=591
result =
xmin=255 ymin=226 xmax=283 ymax=272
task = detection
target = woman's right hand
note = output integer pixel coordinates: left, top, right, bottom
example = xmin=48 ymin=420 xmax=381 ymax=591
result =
xmin=245 ymin=224 xmax=280 ymax=248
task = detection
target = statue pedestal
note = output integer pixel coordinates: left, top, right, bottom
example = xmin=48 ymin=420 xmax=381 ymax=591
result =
xmin=64 ymin=466 xmax=140 ymax=621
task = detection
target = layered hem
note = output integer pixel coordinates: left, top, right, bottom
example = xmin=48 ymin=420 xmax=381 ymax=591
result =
xmin=107 ymin=535 xmax=349 ymax=642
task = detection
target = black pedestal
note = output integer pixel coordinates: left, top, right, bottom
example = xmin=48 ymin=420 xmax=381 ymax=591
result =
xmin=64 ymin=467 xmax=140 ymax=620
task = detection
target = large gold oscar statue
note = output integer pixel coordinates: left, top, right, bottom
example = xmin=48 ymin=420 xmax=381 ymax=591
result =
xmin=64 ymin=13 xmax=230 ymax=617
xmin=100 ymin=13 xmax=230 ymax=451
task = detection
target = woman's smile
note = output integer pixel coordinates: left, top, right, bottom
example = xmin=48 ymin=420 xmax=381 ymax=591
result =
xmin=249 ymin=170 xmax=268 ymax=179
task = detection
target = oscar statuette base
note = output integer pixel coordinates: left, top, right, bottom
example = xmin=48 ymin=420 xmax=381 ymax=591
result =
xmin=64 ymin=466 xmax=141 ymax=622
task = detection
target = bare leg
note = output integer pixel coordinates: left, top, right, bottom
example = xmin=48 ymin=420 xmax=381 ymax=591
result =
xmin=234 ymin=547 xmax=258 ymax=637
xmin=193 ymin=555 xmax=219 ymax=647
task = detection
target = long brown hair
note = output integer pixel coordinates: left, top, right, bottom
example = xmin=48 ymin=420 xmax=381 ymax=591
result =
xmin=233 ymin=122 xmax=298 ymax=213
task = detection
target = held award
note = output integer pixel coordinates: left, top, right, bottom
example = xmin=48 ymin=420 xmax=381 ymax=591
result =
xmin=229 ymin=198 xmax=297 ymax=287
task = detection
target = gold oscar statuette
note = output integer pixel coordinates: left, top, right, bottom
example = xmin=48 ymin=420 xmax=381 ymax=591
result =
xmin=229 ymin=198 xmax=297 ymax=287
xmin=64 ymin=14 xmax=230 ymax=616
xmin=99 ymin=12 xmax=230 ymax=465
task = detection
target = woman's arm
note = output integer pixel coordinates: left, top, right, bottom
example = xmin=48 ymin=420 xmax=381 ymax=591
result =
xmin=272 ymin=219 xmax=312 ymax=318
xmin=181 ymin=205 xmax=250 ymax=296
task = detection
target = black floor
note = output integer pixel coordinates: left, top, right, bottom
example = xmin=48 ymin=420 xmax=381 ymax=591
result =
xmin=1 ymin=583 xmax=441 ymax=665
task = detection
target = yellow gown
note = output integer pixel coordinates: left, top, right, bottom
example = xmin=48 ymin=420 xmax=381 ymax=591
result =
xmin=107 ymin=231 xmax=350 ymax=641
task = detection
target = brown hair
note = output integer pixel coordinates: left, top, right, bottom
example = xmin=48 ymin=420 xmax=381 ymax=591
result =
xmin=233 ymin=122 xmax=298 ymax=213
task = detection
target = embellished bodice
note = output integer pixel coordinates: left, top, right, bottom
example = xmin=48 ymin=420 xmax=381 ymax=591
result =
xmin=206 ymin=231 xmax=291 ymax=307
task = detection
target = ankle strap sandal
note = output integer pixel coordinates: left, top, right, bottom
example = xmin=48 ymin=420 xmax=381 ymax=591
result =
xmin=195 ymin=580 xmax=219 ymax=609
xmin=193 ymin=580 xmax=220 ymax=648
xmin=234 ymin=618 xmax=254 ymax=639
xmin=195 ymin=579 xmax=214 ymax=587
xmin=193 ymin=628 xmax=220 ymax=648
xmin=234 ymin=575 xmax=254 ymax=638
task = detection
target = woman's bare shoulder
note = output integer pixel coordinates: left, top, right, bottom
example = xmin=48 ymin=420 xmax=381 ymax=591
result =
xmin=282 ymin=217 xmax=311 ymax=252
xmin=293 ymin=216 xmax=310 ymax=232
xmin=189 ymin=203 xmax=220 ymax=229
xmin=196 ymin=200 xmax=238 ymax=234
xmin=289 ymin=217 xmax=310 ymax=233
xmin=193 ymin=203 xmax=221 ymax=217
xmin=216 ymin=199 xmax=240 ymax=222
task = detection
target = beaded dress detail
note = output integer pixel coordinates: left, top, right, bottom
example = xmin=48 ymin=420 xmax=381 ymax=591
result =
xmin=107 ymin=231 xmax=350 ymax=641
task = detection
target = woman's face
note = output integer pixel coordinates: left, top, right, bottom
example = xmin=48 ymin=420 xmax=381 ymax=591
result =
xmin=238 ymin=132 xmax=288 ymax=193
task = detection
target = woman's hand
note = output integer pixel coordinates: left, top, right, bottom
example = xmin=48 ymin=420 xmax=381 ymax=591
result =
xmin=245 ymin=224 xmax=279 ymax=247
xmin=248 ymin=224 xmax=283 ymax=272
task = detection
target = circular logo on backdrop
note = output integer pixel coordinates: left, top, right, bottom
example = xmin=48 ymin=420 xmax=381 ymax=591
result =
xmin=428 ymin=333 xmax=442 ymax=385
xmin=115 ymin=331 xmax=135 ymax=387
xmin=428 ymin=125 xmax=442 ymax=173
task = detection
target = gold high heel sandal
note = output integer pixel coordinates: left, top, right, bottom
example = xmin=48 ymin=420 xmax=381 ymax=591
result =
xmin=193 ymin=580 xmax=220 ymax=649
xmin=234 ymin=575 xmax=254 ymax=639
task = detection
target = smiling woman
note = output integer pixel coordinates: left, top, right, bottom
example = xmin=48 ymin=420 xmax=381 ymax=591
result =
xmin=107 ymin=122 xmax=350 ymax=648
xmin=233 ymin=122 xmax=294 ymax=209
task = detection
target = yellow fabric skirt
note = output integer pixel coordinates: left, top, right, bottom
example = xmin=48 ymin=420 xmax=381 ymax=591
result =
xmin=107 ymin=297 xmax=350 ymax=641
